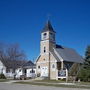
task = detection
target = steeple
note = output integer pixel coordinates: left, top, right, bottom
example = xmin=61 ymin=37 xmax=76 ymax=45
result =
xmin=42 ymin=20 xmax=56 ymax=33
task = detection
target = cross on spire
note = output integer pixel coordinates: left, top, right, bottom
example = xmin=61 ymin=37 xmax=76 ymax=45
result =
xmin=47 ymin=14 xmax=51 ymax=21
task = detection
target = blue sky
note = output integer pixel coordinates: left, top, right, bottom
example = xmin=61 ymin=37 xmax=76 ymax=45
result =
xmin=0 ymin=0 xmax=90 ymax=60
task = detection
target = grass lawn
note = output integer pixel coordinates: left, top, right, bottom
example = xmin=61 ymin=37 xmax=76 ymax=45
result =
xmin=35 ymin=80 xmax=90 ymax=85
xmin=79 ymin=82 xmax=90 ymax=85
xmin=34 ymin=80 xmax=65 ymax=83
xmin=0 ymin=79 xmax=9 ymax=82
xmin=15 ymin=80 xmax=90 ymax=89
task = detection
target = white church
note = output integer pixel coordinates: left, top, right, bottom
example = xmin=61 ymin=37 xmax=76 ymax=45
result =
xmin=36 ymin=21 xmax=83 ymax=80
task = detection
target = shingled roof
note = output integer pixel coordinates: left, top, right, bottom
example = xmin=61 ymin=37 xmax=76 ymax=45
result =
xmin=54 ymin=45 xmax=84 ymax=63
xmin=0 ymin=59 xmax=27 ymax=69
xmin=23 ymin=60 xmax=36 ymax=69
xmin=41 ymin=20 xmax=56 ymax=33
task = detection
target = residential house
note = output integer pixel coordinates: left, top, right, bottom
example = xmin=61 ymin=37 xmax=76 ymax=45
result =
xmin=15 ymin=61 xmax=36 ymax=79
xmin=0 ymin=59 xmax=26 ymax=78
xmin=0 ymin=58 xmax=36 ymax=79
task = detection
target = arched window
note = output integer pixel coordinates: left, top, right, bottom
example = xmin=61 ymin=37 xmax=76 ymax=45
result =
xmin=38 ymin=66 xmax=40 ymax=69
xmin=52 ymin=64 xmax=55 ymax=69
xmin=44 ymin=47 xmax=46 ymax=53
xmin=43 ymin=33 xmax=47 ymax=39
xmin=50 ymin=33 xmax=55 ymax=41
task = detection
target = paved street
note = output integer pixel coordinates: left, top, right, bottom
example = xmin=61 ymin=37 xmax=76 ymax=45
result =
xmin=0 ymin=82 xmax=89 ymax=90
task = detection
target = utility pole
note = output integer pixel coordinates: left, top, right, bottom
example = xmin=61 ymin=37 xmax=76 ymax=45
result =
xmin=48 ymin=52 xmax=51 ymax=80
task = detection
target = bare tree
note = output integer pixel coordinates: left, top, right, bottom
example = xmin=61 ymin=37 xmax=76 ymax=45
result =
xmin=0 ymin=43 xmax=6 ymax=60
xmin=0 ymin=43 xmax=27 ymax=61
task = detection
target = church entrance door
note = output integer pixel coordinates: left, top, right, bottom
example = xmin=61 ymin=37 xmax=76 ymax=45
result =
xmin=41 ymin=67 xmax=48 ymax=77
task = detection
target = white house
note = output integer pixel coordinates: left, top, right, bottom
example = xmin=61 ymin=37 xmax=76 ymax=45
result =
xmin=0 ymin=59 xmax=36 ymax=79
xmin=0 ymin=60 xmax=6 ymax=76
xmin=23 ymin=61 xmax=36 ymax=78
xmin=15 ymin=61 xmax=36 ymax=79
xmin=0 ymin=59 xmax=26 ymax=78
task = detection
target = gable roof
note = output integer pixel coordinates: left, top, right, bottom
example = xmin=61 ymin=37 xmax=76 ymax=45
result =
xmin=23 ymin=60 xmax=36 ymax=69
xmin=0 ymin=59 xmax=27 ymax=69
xmin=41 ymin=20 xmax=56 ymax=33
xmin=54 ymin=45 xmax=84 ymax=63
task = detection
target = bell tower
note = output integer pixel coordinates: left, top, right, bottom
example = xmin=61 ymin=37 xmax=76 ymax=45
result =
xmin=40 ymin=20 xmax=56 ymax=55
xmin=36 ymin=20 xmax=56 ymax=79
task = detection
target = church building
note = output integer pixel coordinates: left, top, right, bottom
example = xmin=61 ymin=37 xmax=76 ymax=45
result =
xmin=36 ymin=21 xmax=83 ymax=80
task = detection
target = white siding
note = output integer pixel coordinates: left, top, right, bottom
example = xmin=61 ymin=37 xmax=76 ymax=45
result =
xmin=26 ymin=68 xmax=36 ymax=78
xmin=15 ymin=68 xmax=23 ymax=78
xmin=0 ymin=60 xmax=6 ymax=75
xmin=6 ymin=69 xmax=15 ymax=78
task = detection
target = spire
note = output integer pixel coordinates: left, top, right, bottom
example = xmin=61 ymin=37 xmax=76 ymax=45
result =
xmin=42 ymin=20 xmax=56 ymax=33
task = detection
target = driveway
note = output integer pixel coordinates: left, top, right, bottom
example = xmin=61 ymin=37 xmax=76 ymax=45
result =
xmin=0 ymin=82 xmax=89 ymax=90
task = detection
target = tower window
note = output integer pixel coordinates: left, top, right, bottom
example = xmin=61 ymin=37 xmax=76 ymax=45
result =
xmin=43 ymin=33 xmax=47 ymax=39
xmin=50 ymin=33 xmax=55 ymax=41
xmin=44 ymin=33 xmax=47 ymax=36
xmin=44 ymin=47 xmax=46 ymax=53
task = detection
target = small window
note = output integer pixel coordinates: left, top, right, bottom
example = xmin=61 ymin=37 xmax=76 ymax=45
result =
xmin=52 ymin=64 xmax=55 ymax=68
xmin=30 ymin=69 xmax=35 ymax=73
xmin=44 ymin=47 xmax=46 ymax=53
xmin=38 ymin=66 xmax=40 ymax=69
xmin=50 ymin=33 xmax=55 ymax=41
xmin=43 ymin=33 xmax=47 ymax=39
xmin=44 ymin=33 xmax=47 ymax=36
xmin=6 ymin=69 xmax=10 ymax=73
xmin=19 ymin=69 xmax=21 ymax=72
xmin=32 ymin=70 xmax=35 ymax=73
